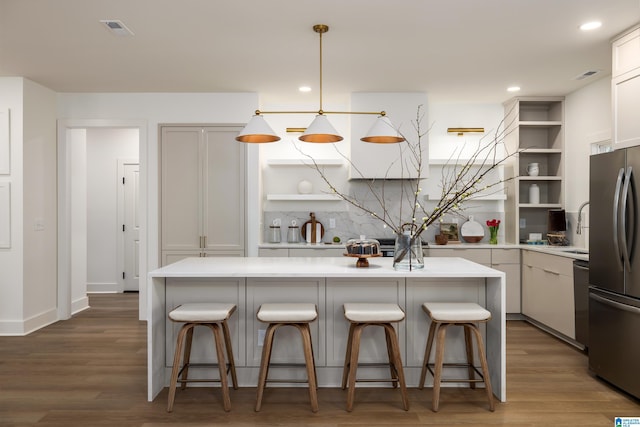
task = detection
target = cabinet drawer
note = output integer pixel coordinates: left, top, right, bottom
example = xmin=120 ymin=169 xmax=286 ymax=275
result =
xmin=258 ymin=248 xmax=289 ymax=257
xmin=429 ymin=248 xmax=491 ymax=265
xmin=491 ymin=249 xmax=520 ymax=264
xmin=289 ymin=247 xmax=345 ymax=257
xmin=522 ymin=250 xmax=573 ymax=277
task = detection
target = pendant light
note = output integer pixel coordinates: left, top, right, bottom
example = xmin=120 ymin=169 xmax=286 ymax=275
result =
xmin=236 ymin=24 xmax=405 ymax=144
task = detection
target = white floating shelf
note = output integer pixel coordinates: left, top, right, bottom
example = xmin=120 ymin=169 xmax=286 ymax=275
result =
xmin=426 ymin=193 xmax=507 ymax=201
xmin=519 ymin=203 xmax=563 ymax=208
xmin=518 ymin=176 xmax=562 ymax=181
xmin=520 ymin=149 xmax=562 ymax=154
xmin=266 ymin=194 xmax=343 ymax=201
xmin=429 ymin=158 xmax=504 ymax=166
xmin=266 ymin=159 xmax=343 ymax=166
xmin=519 ymin=120 xmax=563 ymax=127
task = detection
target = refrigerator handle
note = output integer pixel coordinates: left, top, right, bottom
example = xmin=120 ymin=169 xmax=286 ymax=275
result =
xmin=590 ymin=292 xmax=640 ymax=315
xmin=621 ymin=166 xmax=633 ymax=272
xmin=613 ymin=167 xmax=625 ymax=271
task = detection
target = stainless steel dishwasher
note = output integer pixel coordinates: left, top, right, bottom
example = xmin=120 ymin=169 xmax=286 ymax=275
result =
xmin=573 ymin=259 xmax=589 ymax=350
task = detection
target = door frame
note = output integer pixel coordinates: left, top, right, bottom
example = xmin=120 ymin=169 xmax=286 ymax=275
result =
xmin=57 ymin=119 xmax=147 ymax=320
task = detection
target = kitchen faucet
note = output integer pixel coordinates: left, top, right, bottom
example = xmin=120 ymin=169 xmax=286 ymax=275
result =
xmin=577 ymin=201 xmax=589 ymax=235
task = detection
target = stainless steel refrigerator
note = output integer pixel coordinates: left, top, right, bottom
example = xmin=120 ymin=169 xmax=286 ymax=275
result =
xmin=589 ymin=147 xmax=640 ymax=399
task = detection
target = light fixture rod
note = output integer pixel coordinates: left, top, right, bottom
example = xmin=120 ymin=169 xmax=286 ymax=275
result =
xmin=256 ymin=110 xmax=385 ymax=116
xmin=316 ymin=24 xmax=326 ymax=113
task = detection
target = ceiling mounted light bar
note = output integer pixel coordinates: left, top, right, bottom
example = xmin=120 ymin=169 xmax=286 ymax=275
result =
xmin=236 ymin=24 xmax=404 ymax=144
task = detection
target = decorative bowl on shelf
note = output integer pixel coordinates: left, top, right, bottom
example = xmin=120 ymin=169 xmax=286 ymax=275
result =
xmin=344 ymin=236 xmax=381 ymax=267
xmin=460 ymin=216 xmax=485 ymax=244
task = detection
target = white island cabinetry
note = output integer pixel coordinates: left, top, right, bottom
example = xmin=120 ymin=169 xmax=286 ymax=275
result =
xmin=426 ymin=247 xmax=521 ymax=314
xmin=148 ymin=256 xmax=506 ymax=402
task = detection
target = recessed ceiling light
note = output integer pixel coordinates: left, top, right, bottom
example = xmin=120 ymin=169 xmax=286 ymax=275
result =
xmin=507 ymin=86 xmax=521 ymax=92
xmin=299 ymin=86 xmax=312 ymax=92
xmin=580 ymin=21 xmax=602 ymax=31
xmin=100 ymin=20 xmax=134 ymax=36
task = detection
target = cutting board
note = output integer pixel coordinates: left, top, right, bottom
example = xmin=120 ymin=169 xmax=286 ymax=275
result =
xmin=301 ymin=212 xmax=325 ymax=243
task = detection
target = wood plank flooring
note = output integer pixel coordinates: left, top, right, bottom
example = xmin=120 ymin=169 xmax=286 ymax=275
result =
xmin=0 ymin=293 xmax=638 ymax=426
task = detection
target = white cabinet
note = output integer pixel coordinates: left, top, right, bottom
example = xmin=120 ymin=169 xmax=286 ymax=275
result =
xmin=246 ymin=278 xmax=325 ymax=368
xmin=504 ymin=97 xmax=564 ymax=243
xmin=165 ymin=278 xmax=246 ymax=367
xmin=349 ymin=92 xmax=429 ymax=179
xmin=427 ymin=247 xmax=521 ymax=314
xmin=491 ymin=249 xmax=521 ymax=314
xmin=258 ymin=247 xmax=345 ymax=257
xmin=160 ymin=125 xmax=246 ymax=264
xmin=521 ymin=250 xmax=575 ymax=339
xmin=612 ymin=26 xmax=640 ymax=149
xmin=426 ymin=248 xmax=491 ymax=265
xmin=325 ymin=278 xmax=405 ymax=366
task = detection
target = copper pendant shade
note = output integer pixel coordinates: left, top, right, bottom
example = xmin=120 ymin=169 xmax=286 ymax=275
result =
xmin=236 ymin=24 xmax=404 ymax=145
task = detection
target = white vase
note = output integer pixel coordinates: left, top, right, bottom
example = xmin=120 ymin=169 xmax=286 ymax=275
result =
xmin=529 ymin=184 xmax=540 ymax=204
xmin=297 ymin=180 xmax=313 ymax=194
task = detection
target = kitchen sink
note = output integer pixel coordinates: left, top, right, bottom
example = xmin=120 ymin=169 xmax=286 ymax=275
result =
xmin=559 ymin=249 xmax=589 ymax=255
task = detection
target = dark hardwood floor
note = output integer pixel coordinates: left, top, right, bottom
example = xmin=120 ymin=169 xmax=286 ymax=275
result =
xmin=0 ymin=293 xmax=638 ymax=426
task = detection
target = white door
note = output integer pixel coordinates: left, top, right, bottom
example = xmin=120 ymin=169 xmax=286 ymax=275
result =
xmin=123 ymin=163 xmax=140 ymax=291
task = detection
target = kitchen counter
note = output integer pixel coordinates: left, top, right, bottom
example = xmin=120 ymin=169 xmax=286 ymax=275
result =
xmin=429 ymin=243 xmax=589 ymax=261
xmin=259 ymin=242 xmax=346 ymax=249
xmin=148 ymin=256 xmax=505 ymax=402
xmin=259 ymin=242 xmax=588 ymax=261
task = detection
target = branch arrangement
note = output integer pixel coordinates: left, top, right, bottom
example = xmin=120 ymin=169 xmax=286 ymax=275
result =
xmin=297 ymin=105 xmax=520 ymax=262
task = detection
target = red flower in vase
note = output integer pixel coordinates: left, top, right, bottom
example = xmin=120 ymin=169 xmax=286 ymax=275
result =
xmin=486 ymin=219 xmax=501 ymax=228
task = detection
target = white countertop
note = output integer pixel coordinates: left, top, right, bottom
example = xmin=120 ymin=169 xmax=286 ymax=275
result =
xmin=259 ymin=242 xmax=589 ymax=261
xmin=149 ymin=256 xmax=504 ymax=279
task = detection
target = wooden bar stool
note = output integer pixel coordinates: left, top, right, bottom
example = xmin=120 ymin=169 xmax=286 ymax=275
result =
xmin=418 ymin=302 xmax=495 ymax=412
xmin=341 ymin=303 xmax=409 ymax=412
xmin=255 ymin=303 xmax=319 ymax=412
xmin=167 ymin=303 xmax=238 ymax=412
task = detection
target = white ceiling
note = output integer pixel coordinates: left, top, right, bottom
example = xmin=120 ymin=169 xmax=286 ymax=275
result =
xmin=1 ymin=0 xmax=639 ymax=104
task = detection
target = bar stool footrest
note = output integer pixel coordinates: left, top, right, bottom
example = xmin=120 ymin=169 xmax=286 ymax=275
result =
xmin=426 ymin=363 xmax=486 ymax=383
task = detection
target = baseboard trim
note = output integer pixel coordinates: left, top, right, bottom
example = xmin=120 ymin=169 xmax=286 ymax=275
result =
xmin=87 ymin=282 xmax=119 ymax=293
xmin=72 ymin=296 xmax=90 ymax=315
xmin=0 ymin=307 xmax=58 ymax=336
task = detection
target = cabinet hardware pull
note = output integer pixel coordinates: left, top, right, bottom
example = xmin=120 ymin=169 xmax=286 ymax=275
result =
xmin=542 ymin=268 xmax=560 ymax=275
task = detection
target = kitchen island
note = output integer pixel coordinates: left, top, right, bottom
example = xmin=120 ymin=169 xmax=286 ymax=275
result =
xmin=148 ymin=256 xmax=506 ymax=402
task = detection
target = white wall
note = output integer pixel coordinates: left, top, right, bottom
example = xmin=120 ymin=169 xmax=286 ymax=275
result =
xmin=69 ymin=129 xmax=88 ymax=313
xmin=0 ymin=78 xmax=25 ymax=332
xmin=564 ymin=76 xmax=612 ymax=247
xmin=57 ymin=92 xmax=260 ymax=319
xmin=86 ymin=128 xmax=138 ymax=292
xmin=0 ymin=77 xmax=58 ymax=335
xmin=22 ymin=79 xmax=58 ymax=330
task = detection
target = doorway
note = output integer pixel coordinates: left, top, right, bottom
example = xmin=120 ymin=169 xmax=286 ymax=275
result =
xmin=57 ymin=119 xmax=147 ymax=321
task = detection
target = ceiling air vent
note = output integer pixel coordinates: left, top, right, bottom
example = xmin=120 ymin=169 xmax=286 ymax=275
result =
xmin=574 ymin=70 xmax=600 ymax=80
xmin=100 ymin=20 xmax=134 ymax=37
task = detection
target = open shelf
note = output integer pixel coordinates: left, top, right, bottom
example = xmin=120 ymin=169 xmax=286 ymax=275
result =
xmin=266 ymin=159 xmax=343 ymax=167
xmin=266 ymin=194 xmax=343 ymax=201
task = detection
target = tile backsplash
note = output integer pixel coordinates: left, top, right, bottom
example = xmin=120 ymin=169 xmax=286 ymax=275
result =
xmin=264 ymin=211 xmax=506 ymax=245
